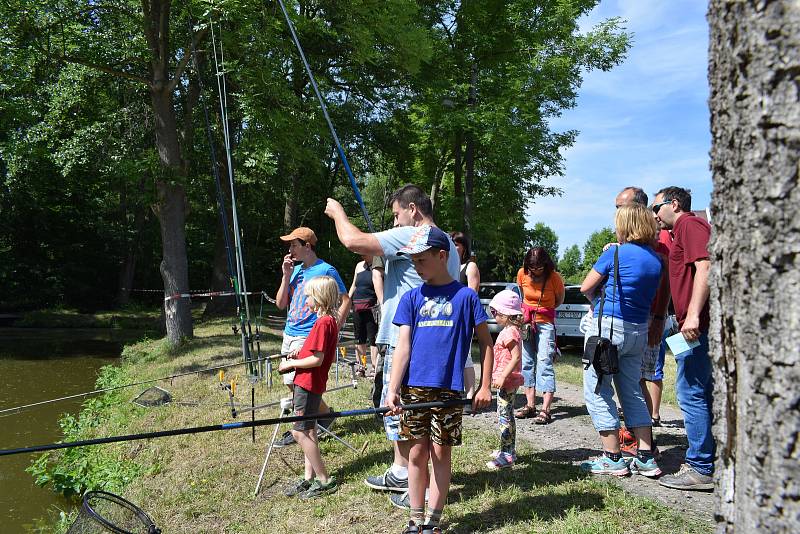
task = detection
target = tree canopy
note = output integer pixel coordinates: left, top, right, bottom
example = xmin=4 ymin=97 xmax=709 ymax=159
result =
xmin=0 ymin=1 xmax=630 ymax=340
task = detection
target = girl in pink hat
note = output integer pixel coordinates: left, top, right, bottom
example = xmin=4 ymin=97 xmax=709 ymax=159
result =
xmin=486 ymin=289 xmax=525 ymax=469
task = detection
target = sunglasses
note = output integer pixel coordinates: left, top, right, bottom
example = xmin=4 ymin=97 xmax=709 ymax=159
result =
xmin=651 ymin=200 xmax=672 ymax=213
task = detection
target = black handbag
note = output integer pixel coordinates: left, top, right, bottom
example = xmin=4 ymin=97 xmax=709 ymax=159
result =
xmin=582 ymin=245 xmax=620 ymax=393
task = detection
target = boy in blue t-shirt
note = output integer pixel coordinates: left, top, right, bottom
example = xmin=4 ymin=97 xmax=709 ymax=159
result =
xmin=385 ymin=225 xmax=493 ymax=533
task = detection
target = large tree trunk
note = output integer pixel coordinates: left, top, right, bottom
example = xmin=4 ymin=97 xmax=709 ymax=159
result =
xmin=151 ymin=85 xmax=193 ymax=344
xmin=707 ymin=2 xmax=800 ymax=532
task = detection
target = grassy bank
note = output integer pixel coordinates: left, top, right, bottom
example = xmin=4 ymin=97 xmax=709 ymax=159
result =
xmin=18 ymin=305 xmax=162 ymax=331
xmin=35 ymin=320 xmax=708 ymax=533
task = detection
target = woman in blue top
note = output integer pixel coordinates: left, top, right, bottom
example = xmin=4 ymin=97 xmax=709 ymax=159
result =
xmin=578 ymin=204 xmax=664 ymax=479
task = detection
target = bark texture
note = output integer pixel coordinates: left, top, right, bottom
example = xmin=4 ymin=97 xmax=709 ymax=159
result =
xmin=707 ymin=2 xmax=800 ymax=532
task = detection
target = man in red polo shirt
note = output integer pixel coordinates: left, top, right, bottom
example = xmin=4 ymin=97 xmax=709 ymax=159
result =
xmin=652 ymin=186 xmax=715 ymax=491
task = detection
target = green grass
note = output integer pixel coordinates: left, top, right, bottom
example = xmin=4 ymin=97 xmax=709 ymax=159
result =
xmin=36 ymin=321 xmax=707 ymax=533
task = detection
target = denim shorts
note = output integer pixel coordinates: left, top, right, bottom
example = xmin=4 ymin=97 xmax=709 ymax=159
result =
xmin=583 ymin=316 xmax=651 ymax=431
xmin=521 ymin=322 xmax=556 ymax=392
xmin=380 ymin=346 xmax=406 ymax=441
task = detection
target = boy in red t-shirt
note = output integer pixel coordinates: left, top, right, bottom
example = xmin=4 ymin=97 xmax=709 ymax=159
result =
xmin=278 ymin=275 xmax=341 ymax=499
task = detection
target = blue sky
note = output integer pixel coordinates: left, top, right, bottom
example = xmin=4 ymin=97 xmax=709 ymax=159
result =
xmin=526 ymin=0 xmax=712 ymax=255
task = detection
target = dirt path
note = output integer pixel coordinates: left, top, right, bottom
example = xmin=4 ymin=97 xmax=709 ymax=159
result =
xmin=463 ymin=370 xmax=714 ymax=523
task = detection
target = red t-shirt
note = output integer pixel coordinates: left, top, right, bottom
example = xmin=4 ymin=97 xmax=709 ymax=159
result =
xmin=669 ymin=213 xmax=711 ymax=332
xmin=293 ymin=315 xmax=338 ymax=394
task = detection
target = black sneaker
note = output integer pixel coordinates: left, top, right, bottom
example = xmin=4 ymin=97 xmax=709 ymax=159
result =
xmin=298 ymin=476 xmax=338 ymax=499
xmin=274 ymin=430 xmax=296 ymax=448
xmin=364 ymin=467 xmax=408 ymax=492
xmin=283 ymin=478 xmax=312 ymax=497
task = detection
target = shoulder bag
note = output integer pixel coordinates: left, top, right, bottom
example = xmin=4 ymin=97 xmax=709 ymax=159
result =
xmin=582 ymin=245 xmax=620 ymax=393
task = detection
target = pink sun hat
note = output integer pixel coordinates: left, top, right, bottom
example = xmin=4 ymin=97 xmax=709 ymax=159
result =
xmin=489 ymin=289 xmax=522 ymax=317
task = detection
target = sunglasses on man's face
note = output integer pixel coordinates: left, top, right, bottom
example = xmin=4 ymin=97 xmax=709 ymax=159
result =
xmin=651 ymin=200 xmax=672 ymax=213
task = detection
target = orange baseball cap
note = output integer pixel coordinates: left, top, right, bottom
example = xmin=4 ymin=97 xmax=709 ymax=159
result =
xmin=279 ymin=227 xmax=318 ymax=245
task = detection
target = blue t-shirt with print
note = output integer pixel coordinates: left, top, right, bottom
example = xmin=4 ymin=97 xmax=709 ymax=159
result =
xmin=393 ymin=281 xmax=488 ymax=391
xmin=592 ymin=243 xmax=662 ymax=324
xmin=375 ymin=226 xmax=460 ymax=347
xmin=284 ymin=259 xmax=347 ymax=337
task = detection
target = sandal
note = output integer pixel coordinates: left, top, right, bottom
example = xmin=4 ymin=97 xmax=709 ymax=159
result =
xmin=514 ymin=405 xmax=537 ymax=419
xmin=533 ymin=410 xmax=552 ymax=425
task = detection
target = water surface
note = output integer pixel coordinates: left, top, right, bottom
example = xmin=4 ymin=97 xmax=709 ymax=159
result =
xmin=0 ymin=328 xmax=136 ymax=533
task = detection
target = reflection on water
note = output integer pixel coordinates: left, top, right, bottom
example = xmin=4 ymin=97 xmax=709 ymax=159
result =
xmin=0 ymin=328 xmax=138 ymax=534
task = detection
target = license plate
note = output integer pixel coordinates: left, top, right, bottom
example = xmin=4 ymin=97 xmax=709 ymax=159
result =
xmin=558 ymin=311 xmax=583 ymax=319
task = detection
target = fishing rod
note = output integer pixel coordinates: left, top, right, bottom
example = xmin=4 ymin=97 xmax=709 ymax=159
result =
xmin=0 ymin=340 xmax=358 ymax=417
xmin=208 ymin=19 xmax=258 ymax=377
xmin=186 ymin=14 xmax=257 ymax=378
xmin=0 ymin=399 xmax=471 ymax=457
xmin=274 ymin=0 xmax=375 ymax=232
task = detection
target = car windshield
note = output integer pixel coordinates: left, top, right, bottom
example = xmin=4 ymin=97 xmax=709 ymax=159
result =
xmin=479 ymin=284 xmax=519 ymax=301
xmin=563 ymin=287 xmax=589 ymax=305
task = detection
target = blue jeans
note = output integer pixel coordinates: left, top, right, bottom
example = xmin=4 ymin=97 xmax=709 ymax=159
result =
xmin=521 ymin=322 xmax=556 ymax=392
xmin=675 ymin=333 xmax=715 ymax=475
xmin=583 ymin=317 xmax=652 ymax=431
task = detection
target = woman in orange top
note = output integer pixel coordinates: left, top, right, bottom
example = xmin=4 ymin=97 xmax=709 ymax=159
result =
xmin=515 ymin=247 xmax=565 ymax=424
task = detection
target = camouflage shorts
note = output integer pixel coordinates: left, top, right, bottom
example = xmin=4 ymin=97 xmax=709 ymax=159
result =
xmin=400 ymin=386 xmax=463 ymax=446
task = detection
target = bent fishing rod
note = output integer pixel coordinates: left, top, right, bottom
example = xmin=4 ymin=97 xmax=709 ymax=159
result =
xmin=0 ymin=340 xmax=357 ymax=417
xmin=0 ymin=398 xmax=471 ymax=457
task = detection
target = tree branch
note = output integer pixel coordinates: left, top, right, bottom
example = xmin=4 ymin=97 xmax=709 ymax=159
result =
xmin=140 ymin=0 xmax=159 ymax=59
xmin=165 ymin=27 xmax=209 ymax=93
xmin=61 ymin=53 xmax=152 ymax=86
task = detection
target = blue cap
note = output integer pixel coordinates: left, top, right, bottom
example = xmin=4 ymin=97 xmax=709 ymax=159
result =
xmin=397 ymin=225 xmax=451 ymax=255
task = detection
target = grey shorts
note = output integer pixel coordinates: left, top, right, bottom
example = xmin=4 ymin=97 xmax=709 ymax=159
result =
xmin=281 ymin=334 xmax=306 ymax=385
xmin=292 ymin=385 xmax=322 ymax=431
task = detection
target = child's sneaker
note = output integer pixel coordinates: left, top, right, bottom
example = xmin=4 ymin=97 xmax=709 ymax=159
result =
xmin=298 ymin=476 xmax=338 ymax=499
xmin=580 ymin=455 xmax=630 ymax=477
xmin=489 ymin=450 xmax=517 ymax=462
xmin=486 ymin=452 xmax=514 ymax=470
xmin=401 ymin=521 xmax=421 ymax=533
xmin=283 ymin=478 xmax=312 ymax=497
xmin=628 ymin=456 xmax=662 ymax=478
xmin=365 ymin=467 xmax=408 ymax=492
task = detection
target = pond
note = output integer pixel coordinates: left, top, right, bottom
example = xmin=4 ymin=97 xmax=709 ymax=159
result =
xmin=0 ymin=328 xmax=141 ymax=534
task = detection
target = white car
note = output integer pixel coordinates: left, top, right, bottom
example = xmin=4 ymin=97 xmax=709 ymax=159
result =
xmin=478 ymin=282 xmax=521 ymax=335
xmin=555 ymin=285 xmax=591 ymax=344
xmin=480 ymin=282 xmax=590 ymax=343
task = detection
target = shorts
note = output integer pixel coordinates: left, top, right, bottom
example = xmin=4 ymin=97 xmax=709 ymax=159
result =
xmin=380 ymin=346 xmax=405 ymax=441
xmin=353 ymin=309 xmax=378 ymax=345
xmin=292 ymin=385 xmax=322 ymax=431
xmin=400 ymin=386 xmax=463 ymax=446
xmin=281 ymin=334 xmax=306 ymax=385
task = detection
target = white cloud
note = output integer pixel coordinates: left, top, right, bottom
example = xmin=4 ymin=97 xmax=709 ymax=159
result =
xmin=528 ymin=0 xmax=713 ymax=255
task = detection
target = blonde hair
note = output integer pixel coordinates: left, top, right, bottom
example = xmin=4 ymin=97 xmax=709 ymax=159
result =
xmin=615 ymin=204 xmax=658 ymax=244
xmin=304 ymin=276 xmax=340 ymax=317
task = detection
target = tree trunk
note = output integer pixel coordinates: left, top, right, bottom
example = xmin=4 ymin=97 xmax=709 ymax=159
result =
xmin=708 ymin=2 xmax=800 ymax=532
xmin=151 ymin=85 xmax=193 ymax=344
xmin=203 ymin=158 xmax=237 ymax=317
xmin=116 ymin=177 xmax=147 ymax=307
xmin=453 ymin=130 xmax=463 ymax=199
xmin=463 ymin=62 xmax=478 ymax=239
xmin=284 ymin=171 xmax=299 ymax=231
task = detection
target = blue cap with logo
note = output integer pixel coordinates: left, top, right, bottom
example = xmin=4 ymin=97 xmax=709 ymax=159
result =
xmin=397 ymin=225 xmax=451 ymax=255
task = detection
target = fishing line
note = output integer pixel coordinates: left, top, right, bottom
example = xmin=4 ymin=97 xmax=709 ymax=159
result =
xmin=0 ymin=399 xmax=471 ymax=457
xmin=274 ymin=0 xmax=375 ymax=232
xmin=0 ymin=341 xmax=357 ymax=417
